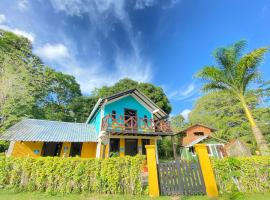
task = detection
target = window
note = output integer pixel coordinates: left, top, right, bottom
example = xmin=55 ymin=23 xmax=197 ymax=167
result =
xmin=112 ymin=110 xmax=116 ymax=120
xmin=143 ymin=115 xmax=148 ymax=123
xmin=189 ymin=147 xmax=196 ymax=156
xmin=194 ymin=132 xmax=204 ymax=136
xmin=142 ymin=139 xmax=150 ymax=155
xmin=42 ymin=142 xmax=63 ymax=157
xmin=109 ymin=138 xmax=120 ymax=157
xmin=207 ymin=145 xmax=213 ymax=156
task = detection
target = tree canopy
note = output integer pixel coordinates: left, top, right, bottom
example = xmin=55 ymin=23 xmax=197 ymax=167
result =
xmin=0 ymin=30 xmax=172 ymax=134
xmin=94 ymin=78 xmax=172 ymax=114
xmin=196 ymin=40 xmax=270 ymax=155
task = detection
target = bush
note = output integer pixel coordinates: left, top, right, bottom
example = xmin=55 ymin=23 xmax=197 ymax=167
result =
xmin=0 ymin=141 xmax=9 ymax=153
xmin=0 ymin=155 xmax=146 ymax=194
xmin=212 ymin=156 xmax=270 ymax=194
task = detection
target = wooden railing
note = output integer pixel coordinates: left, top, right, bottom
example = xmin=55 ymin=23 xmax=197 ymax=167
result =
xmin=101 ymin=114 xmax=172 ymax=133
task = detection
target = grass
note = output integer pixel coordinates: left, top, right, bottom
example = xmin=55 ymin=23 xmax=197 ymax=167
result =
xmin=0 ymin=190 xmax=270 ymax=200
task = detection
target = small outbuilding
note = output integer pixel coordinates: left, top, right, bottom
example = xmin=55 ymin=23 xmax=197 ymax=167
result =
xmin=176 ymin=124 xmax=226 ymax=160
xmin=224 ymin=139 xmax=252 ymax=157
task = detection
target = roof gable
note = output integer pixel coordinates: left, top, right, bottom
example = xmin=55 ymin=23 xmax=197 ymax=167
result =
xmin=86 ymin=89 xmax=168 ymax=123
xmin=178 ymin=124 xmax=217 ymax=134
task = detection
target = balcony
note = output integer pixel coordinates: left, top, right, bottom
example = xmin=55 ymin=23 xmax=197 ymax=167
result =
xmin=101 ymin=114 xmax=173 ymax=135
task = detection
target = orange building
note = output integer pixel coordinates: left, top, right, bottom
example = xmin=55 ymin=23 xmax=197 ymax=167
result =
xmin=177 ymin=124 xmax=226 ymax=160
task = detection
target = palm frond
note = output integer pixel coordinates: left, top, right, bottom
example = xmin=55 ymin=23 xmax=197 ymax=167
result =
xmin=196 ymin=66 xmax=225 ymax=82
xmin=237 ymin=47 xmax=268 ymax=92
xmin=242 ymin=72 xmax=260 ymax=92
xmin=202 ymin=82 xmax=228 ymax=92
xmin=233 ymin=40 xmax=247 ymax=59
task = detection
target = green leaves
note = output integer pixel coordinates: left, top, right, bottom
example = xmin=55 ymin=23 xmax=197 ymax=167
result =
xmin=0 ymin=155 xmax=146 ymax=194
xmin=212 ymin=156 xmax=270 ymax=193
xmin=197 ymin=40 xmax=268 ymax=96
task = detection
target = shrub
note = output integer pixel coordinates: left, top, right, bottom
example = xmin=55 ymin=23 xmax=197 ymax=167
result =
xmin=212 ymin=156 xmax=270 ymax=194
xmin=0 ymin=155 xmax=146 ymax=194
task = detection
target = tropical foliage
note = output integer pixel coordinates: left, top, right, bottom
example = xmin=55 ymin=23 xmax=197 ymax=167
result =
xmin=196 ymin=40 xmax=269 ymax=155
xmin=0 ymin=30 xmax=172 ymax=152
xmin=189 ymin=91 xmax=270 ymax=151
xmin=212 ymin=156 xmax=270 ymax=194
xmin=0 ymin=155 xmax=146 ymax=194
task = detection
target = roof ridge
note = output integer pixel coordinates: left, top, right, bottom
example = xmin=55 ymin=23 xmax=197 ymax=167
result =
xmin=25 ymin=118 xmax=89 ymax=125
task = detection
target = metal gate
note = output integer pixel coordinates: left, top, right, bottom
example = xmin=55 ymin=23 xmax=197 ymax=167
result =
xmin=158 ymin=160 xmax=206 ymax=196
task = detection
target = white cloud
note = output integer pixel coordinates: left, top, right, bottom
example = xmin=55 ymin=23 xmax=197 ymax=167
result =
xmin=0 ymin=14 xmax=35 ymax=42
xmin=162 ymin=0 xmax=181 ymax=9
xmin=181 ymin=84 xmax=195 ymax=96
xmin=181 ymin=109 xmax=191 ymax=121
xmin=135 ymin=0 xmax=155 ymax=10
xmin=17 ymin=0 xmax=29 ymax=11
xmin=34 ymin=43 xmax=69 ymax=61
xmin=48 ymin=0 xmax=153 ymax=93
xmin=168 ymin=83 xmax=197 ymax=101
xmin=0 ymin=14 xmax=6 ymax=24
xmin=0 ymin=24 xmax=35 ymax=42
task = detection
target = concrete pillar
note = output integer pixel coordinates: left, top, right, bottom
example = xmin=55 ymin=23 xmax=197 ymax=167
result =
xmin=145 ymin=145 xmax=159 ymax=197
xmin=195 ymin=144 xmax=218 ymax=198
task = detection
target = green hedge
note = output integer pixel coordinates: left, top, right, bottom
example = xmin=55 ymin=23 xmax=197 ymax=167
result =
xmin=0 ymin=155 xmax=146 ymax=194
xmin=212 ymin=156 xmax=270 ymax=194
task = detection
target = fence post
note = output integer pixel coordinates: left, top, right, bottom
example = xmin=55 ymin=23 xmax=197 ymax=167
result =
xmin=145 ymin=145 xmax=160 ymax=197
xmin=195 ymin=144 xmax=218 ymax=198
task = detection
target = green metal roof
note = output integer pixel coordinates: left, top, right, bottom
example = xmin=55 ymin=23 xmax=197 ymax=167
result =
xmin=0 ymin=119 xmax=98 ymax=142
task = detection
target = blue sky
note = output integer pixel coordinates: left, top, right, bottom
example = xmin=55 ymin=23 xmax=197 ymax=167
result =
xmin=1 ymin=0 xmax=270 ymax=119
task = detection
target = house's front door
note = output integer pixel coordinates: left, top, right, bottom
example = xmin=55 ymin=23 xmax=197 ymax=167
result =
xmin=125 ymin=139 xmax=138 ymax=156
xmin=70 ymin=142 xmax=83 ymax=157
xmin=124 ymin=109 xmax=137 ymax=130
xmin=42 ymin=142 xmax=62 ymax=157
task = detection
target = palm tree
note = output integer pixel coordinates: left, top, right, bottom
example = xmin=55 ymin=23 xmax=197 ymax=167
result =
xmin=197 ymin=40 xmax=269 ymax=155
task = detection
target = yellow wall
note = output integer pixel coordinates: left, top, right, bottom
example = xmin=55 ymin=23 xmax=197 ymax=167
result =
xmin=12 ymin=141 xmax=43 ymax=157
xmin=81 ymin=142 xmax=97 ymax=158
xmin=60 ymin=142 xmax=71 ymax=157
xmin=150 ymin=139 xmax=155 ymax=145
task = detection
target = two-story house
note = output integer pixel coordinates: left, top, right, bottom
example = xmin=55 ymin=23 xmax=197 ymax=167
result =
xmin=1 ymin=89 xmax=173 ymax=159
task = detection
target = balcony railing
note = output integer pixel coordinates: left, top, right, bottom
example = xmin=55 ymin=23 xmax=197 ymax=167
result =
xmin=101 ymin=114 xmax=172 ymax=134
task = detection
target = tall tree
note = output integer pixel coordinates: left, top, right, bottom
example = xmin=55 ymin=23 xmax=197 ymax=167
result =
xmin=196 ymin=40 xmax=269 ymax=155
xmin=41 ymin=69 xmax=82 ymax=122
xmin=0 ymin=30 xmax=84 ymax=131
xmin=95 ymin=78 xmax=172 ymax=114
xmin=170 ymin=114 xmax=185 ymax=132
xmin=189 ymin=91 xmax=270 ymax=151
xmin=0 ymin=30 xmax=48 ymax=131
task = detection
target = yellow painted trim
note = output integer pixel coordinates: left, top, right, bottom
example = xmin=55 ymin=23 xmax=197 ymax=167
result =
xmin=195 ymin=144 xmax=218 ymax=198
xmin=60 ymin=142 xmax=71 ymax=157
xmin=120 ymin=138 xmax=125 ymax=157
xmin=138 ymin=138 xmax=142 ymax=154
xmin=11 ymin=141 xmax=43 ymax=157
xmin=145 ymin=145 xmax=159 ymax=197
xmin=100 ymin=144 xmax=109 ymax=158
xmin=150 ymin=139 xmax=155 ymax=145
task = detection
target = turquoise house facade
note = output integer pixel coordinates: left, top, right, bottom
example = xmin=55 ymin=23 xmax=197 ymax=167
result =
xmin=87 ymin=89 xmax=173 ymax=159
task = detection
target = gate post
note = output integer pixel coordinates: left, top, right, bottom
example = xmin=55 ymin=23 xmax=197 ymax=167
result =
xmin=145 ymin=145 xmax=160 ymax=197
xmin=195 ymin=144 xmax=218 ymax=198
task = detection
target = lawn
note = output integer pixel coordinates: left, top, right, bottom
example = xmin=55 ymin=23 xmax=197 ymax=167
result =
xmin=0 ymin=190 xmax=270 ymax=200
